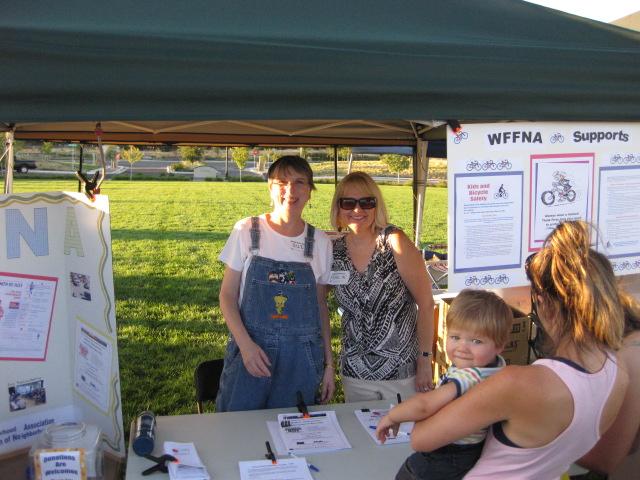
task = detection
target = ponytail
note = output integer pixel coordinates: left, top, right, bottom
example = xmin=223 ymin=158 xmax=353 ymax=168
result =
xmin=528 ymin=221 xmax=624 ymax=351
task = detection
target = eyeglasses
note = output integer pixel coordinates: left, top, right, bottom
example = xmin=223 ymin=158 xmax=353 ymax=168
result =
xmin=528 ymin=292 xmax=542 ymax=329
xmin=527 ymin=291 xmax=547 ymax=359
xmin=524 ymin=252 xmax=536 ymax=281
xmin=271 ymin=179 xmax=309 ymax=189
xmin=338 ymin=197 xmax=377 ymax=210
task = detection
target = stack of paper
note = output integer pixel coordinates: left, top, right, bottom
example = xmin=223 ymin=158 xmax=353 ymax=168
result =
xmin=163 ymin=441 xmax=211 ymax=480
xmin=354 ymin=408 xmax=413 ymax=445
xmin=239 ymin=458 xmax=313 ymax=480
xmin=267 ymin=410 xmax=351 ymax=455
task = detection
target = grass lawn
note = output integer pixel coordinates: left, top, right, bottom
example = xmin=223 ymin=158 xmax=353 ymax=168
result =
xmin=10 ymin=178 xmax=447 ymax=435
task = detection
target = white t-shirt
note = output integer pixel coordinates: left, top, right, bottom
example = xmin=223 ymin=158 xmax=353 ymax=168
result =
xmin=219 ymin=215 xmax=332 ymax=302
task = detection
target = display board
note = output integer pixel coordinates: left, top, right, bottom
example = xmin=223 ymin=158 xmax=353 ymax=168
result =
xmin=447 ymin=122 xmax=640 ymax=292
xmin=0 ymin=192 xmax=124 ymax=458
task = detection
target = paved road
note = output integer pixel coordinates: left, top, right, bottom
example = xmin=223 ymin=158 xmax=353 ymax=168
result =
xmin=16 ymin=158 xmax=437 ymax=184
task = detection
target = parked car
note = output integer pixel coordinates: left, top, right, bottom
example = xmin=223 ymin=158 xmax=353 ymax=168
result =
xmin=13 ymin=157 xmax=38 ymax=173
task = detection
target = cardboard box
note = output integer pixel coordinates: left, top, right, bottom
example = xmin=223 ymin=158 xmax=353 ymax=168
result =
xmin=501 ymin=316 xmax=532 ymax=366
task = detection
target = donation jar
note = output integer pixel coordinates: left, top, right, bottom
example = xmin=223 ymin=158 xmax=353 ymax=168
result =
xmin=28 ymin=422 xmax=103 ymax=480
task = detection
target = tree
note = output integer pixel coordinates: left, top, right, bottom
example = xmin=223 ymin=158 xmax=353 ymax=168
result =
xmin=178 ymin=146 xmax=204 ymax=165
xmin=263 ymin=148 xmax=277 ymax=170
xmin=41 ymin=142 xmax=54 ymax=161
xmin=231 ymin=147 xmax=249 ymax=182
xmin=381 ymin=154 xmax=411 ymax=184
xmin=122 ymin=145 xmax=143 ymax=180
xmin=105 ymin=145 xmax=119 ymax=169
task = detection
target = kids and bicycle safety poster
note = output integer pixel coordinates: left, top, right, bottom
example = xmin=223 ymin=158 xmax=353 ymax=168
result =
xmin=447 ymin=122 xmax=640 ymax=291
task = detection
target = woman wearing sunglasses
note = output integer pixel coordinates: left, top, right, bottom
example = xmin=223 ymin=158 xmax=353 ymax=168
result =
xmin=328 ymin=172 xmax=434 ymax=402
xmin=407 ymin=221 xmax=629 ymax=479
xmin=216 ymin=156 xmax=335 ymax=411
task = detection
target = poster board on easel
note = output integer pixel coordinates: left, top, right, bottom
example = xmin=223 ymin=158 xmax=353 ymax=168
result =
xmin=0 ymin=192 xmax=124 ymax=463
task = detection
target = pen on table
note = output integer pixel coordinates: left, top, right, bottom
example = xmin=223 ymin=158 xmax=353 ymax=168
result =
xmin=296 ymin=390 xmax=310 ymax=418
xmin=289 ymin=452 xmax=320 ymax=472
xmin=265 ymin=441 xmax=276 ymax=464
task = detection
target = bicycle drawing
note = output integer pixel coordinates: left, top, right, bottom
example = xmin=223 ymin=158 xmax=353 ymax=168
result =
xmin=466 ymin=160 xmax=481 ymax=171
xmin=465 ymin=273 xmax=509 ymax=286
xmin=453 ymin=131 xmax=469 ymax=144
xmin=613 ymin=260 xmax=632 ymax=272
xmin=541 ymin=171 xmax=576 ymax=206
xmin=482 ymin=160 xmax=496 ymax=171
xmin=612 ymin=153 xmax=639 ymax=165
xmin=550 ymin=133 xmax=564 ymax=144
xmin=496 ymin=159 xmax=512 ymax=170
xmin=479 ymin=275 xmax=494 ymax=285
xmin=494 ymin=184 xmax=508 ymax=199
xmin=464 ymin=275 xmax=479 ymax=286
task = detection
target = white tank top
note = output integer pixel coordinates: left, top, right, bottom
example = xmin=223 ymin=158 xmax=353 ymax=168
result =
xmin=464 ymin=355 xmax=618 ymax=480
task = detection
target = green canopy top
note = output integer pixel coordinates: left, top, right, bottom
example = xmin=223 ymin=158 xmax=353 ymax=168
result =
xmin=1 ymin=0 xmax=639 ymax=144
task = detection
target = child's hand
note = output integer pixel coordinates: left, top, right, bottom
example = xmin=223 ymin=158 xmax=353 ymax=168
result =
xmin=375 ymin=414 xmax=400 ymax=443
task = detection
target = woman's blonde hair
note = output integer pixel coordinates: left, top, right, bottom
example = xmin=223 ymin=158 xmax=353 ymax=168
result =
xmin=526 ymin=221 xmax=624 ymax=351
xmin=330 ymin=172 xmax=389 ymax=231
xmin=446 ymin=289 xmax=513 ymax=347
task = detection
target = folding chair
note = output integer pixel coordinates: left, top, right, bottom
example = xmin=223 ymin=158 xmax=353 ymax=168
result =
xmin=423 ymin=246 xmax=448 ymax=291
xmin=426 ymin=260 xmax=449 ymax=291
xmin=194 ymin=359 xmax=225 ymax=413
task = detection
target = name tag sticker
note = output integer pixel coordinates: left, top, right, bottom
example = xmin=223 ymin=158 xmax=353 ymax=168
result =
xmin=328 ymin=270 xmax=350 ymax=285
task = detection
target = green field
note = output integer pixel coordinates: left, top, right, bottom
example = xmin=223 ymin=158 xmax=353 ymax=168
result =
xmin=10 ymin=178 xmax=447 ymax=434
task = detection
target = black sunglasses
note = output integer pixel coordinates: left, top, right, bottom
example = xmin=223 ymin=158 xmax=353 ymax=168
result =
xmin=524 ymin=252 xmax=536 ymax=280
xmin=527 ymin=291 xmax=547 ymax=359
xmin=338 ymin=197 xmax=377 ymax=210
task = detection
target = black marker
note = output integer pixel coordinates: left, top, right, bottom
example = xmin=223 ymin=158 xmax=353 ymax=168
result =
xmin=265 ymin=441 xmax=276 ymax=464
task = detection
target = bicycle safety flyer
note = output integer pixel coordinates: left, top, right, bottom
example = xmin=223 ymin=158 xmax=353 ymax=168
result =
xmin=447 ymin=122 xmax=640 ymax=290
xmin=354 ymin=407 xmax=413 ymax=446
xmin=273 ymin=411 xmax=351 ymax=455
xmin=0 ymin=272 xmax=57 ymax=361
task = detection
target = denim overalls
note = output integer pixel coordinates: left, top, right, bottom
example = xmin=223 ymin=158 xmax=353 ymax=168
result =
xmin=216 ymin=217 xmax=324 ymax=411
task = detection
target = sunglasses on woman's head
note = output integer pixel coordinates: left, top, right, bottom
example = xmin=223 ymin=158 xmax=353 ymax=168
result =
xmin=338 ymin=197 xmax=377 ymax=210
xmin=528 ymin=291 xmax=548 ymax=359
xmin=528 ymin=292 xmax=542 ymax=328
xmin=524 ymin=252 xmax=536 ymax=276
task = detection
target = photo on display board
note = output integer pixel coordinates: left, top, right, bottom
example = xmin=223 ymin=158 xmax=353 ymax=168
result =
xmin=70 ymin=272 xmax=92 ymax=301
xmin=7 ymin=378 xmax=47 ymax=412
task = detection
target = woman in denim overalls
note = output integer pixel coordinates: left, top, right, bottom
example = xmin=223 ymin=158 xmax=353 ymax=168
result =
xmin=216 ymin=156 xmax=335 ymax=411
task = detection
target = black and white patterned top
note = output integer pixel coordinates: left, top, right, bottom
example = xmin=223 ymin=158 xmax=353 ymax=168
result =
xmin=333 ymin=225 xmax=418 ymax=381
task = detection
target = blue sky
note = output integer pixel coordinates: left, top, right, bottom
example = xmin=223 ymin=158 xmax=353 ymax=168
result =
xmin=524 ymin=1 xmax=637 ymax=22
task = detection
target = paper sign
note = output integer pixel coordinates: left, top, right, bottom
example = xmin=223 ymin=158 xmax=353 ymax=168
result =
xmin=34 ymin=448 xmax=86 ymax=480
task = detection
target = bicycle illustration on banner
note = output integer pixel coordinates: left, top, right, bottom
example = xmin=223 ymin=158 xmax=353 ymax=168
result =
xmin=453 ymin=131 xmax=468 ymax=144
xmin=466 ymin=159 xmax=512 ymax=172
xmin=494 ymin=184 xmax=508 ymax=199
xmin=541 ymin=171 xmax=576 ymax=206
xmin=612 ymin=259 xmax=640 ymax=272
xmin=464 ymin=273 xmax=509 ymax=286
xmin=610 ymin=153 xmax=638 ymax=165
